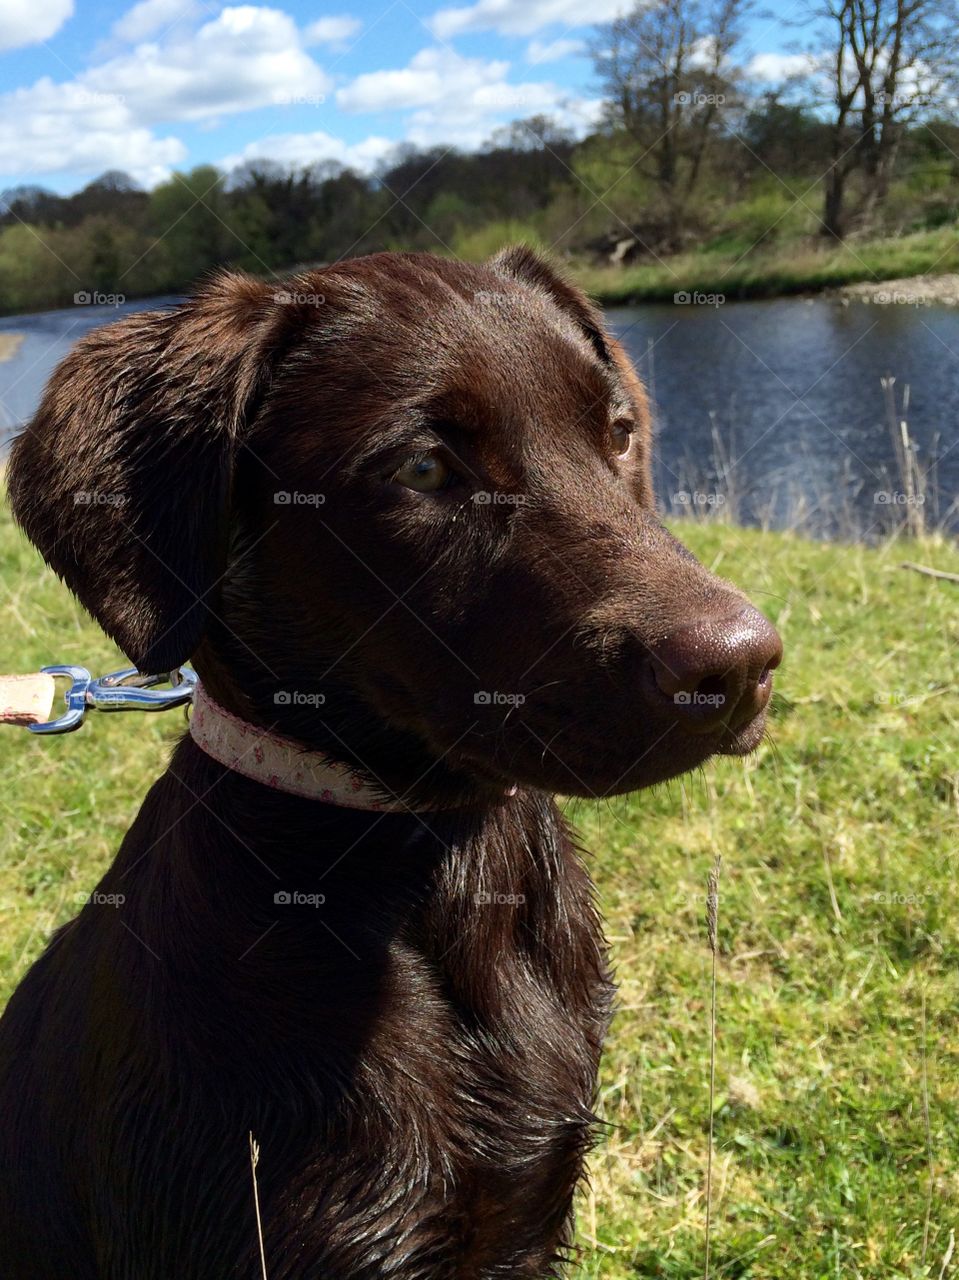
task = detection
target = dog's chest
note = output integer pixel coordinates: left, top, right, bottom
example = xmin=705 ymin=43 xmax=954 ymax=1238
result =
xmin=250 ymin=924 xmax=611 ymax=1279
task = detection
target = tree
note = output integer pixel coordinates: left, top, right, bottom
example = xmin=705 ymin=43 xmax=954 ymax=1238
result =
xmin=741 ymin=94 xmax=830 ymax=175
xmin=592 ymin=0 xmax=754 ymax=247
xmin=146 ymin=166 xmax=232 ymax=291
xmin=812 ymin=0 xmax=959 ymax=238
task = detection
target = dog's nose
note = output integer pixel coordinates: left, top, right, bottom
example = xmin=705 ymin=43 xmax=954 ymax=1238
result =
xmin=647 ymin=606 xmax=782 ymax=734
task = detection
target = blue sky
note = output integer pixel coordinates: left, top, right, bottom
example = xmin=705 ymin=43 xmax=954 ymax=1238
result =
xmin=0 ymin=0 xmax=804 ymax=195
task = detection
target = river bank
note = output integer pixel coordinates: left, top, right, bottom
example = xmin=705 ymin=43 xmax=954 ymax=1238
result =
xmin=2 ymin=226 xmax=959 ymax=320
xmin=572 ymin=226 xmax=959 ymax=306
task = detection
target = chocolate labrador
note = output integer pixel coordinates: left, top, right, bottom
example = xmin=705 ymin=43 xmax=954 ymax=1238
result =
xmin=0 ymin=248 xmax=781 ymax=1278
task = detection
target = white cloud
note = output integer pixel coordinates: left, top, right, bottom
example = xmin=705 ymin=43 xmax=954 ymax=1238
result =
xmin=93 ymin=6 xmax=330 ymax=126
xmin=0 ymin=5 xmax=331 ymax=184
xmin=746 ymin=52 xmax=814 ymax=82
xmin=338 ymin=47 xmax=508 ymax=113
xmin=336 ymin=47 xmax=602 ymax=155
xmin=303 ymin=14 xmax=362 ymax=47
xmin=223 ymin=130 xmax=393 ymax=173
xmin=0 ymin=79 xmax=185 ymax=184
xmin=526 ymin=37 xmax=585 ymax=65
xmin=0 ymin=0 xmax=73 ymax=52
xmin=430 ymin=0 xmax=625 ymax=39
xmin=0 ymin=0 xmax=606 ymax=189
xmin=407 ymin=93 xmax=603 ymax=152
xmin=112 ymin=0 xmax=201 ymax=44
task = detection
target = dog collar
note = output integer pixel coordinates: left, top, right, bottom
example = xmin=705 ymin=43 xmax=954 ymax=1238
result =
xmin=189 ymin=685 xmax=415 ymax=811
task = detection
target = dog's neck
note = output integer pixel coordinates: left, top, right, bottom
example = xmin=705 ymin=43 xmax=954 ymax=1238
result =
xmin=190 ymin=642 xmax=516 ymax=811
xmin=189 ymin=685 xmax=444 ymax=810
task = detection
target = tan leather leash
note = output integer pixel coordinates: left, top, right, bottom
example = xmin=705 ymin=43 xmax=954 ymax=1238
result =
xmin=0 ymin=666 xmax=197 ymax=734
xmin=0 ymin=673 xmax=57 ymax=727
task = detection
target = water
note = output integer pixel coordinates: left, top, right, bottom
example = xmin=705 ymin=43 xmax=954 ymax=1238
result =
xmin=0 ymin=297 xmax=179 ymax=446
xmin=1 ymin=295 xmax=956 ymax=537
xmin=609 ymin=297 xmax=959 ymax=536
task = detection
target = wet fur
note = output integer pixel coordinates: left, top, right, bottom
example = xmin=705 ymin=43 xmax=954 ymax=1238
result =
xmin=1 ymin=248 xmax=766 ymax=1277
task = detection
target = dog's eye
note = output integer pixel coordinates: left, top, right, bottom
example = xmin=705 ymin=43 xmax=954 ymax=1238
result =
xmin=393 ymin=452 xmax=452 ymax=493
xmin=610 ymin=420 xmax=633 ymax=458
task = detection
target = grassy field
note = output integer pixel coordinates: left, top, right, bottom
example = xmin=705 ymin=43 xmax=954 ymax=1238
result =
xmin=1 ymin=499 xmax=957 ymax=1278
xmin=569 ymin=227 xmax=959 ymax=307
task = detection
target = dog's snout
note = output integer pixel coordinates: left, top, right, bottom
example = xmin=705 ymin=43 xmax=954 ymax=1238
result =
xmin=647 ymin=606 xmax=782 ymax=734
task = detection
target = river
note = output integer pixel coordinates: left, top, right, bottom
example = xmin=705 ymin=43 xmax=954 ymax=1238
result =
xmin=1 ymin=294 xmax=956 ymax=537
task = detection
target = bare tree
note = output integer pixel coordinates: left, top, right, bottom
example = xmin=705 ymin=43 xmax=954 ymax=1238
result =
xmin=814 ymin=0 xmax=959 ymax=238
xmin=593 ymin=0 xmax=753 ymax=247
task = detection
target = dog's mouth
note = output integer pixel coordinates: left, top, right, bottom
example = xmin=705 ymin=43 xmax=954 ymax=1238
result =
xmin=450 ymin=700 xmax=772 ymax=800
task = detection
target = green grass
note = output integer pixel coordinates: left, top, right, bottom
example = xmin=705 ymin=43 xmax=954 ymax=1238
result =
xmin=1 ymin=499 xmax=957 ymax=1277
xmin=567 ymin=228 xmax=959 ymax=306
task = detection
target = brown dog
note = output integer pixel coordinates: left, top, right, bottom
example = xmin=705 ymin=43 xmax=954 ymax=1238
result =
xmin=0 ymin=248 xmax=780 ymax=1279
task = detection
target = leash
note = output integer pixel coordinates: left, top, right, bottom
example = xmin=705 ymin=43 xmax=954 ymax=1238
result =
xmin=1 ymin=665 xmax=491 ymax=809
xmin=0 ymin=665 xmax=433 ymax=809
xmin=0 ymin=665 xmax=197 ymax=733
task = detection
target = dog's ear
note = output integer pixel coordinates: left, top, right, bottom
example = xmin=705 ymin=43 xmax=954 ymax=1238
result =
xmin=489 ymin=246 xmax=655 ymax=505
xmin=8 ymin=272 xmax=297 ymax=673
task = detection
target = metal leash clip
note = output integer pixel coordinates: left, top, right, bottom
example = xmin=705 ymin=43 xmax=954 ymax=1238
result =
xmin=30 ymin=666 xmax=198 ymax=735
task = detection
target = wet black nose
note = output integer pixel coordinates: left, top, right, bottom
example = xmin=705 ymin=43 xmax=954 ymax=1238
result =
xmin=646 ymin=606 xmax=782 ymax=734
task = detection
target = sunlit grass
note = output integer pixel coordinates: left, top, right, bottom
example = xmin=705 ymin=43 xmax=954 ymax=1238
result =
xmin=569 ymin=227 xmax=959 ymax=306
xmin=568 ymin=524 xmax=959 ymax=1278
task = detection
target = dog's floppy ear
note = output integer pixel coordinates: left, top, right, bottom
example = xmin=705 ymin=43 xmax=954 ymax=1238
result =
xmin=489 ymin=246 xmax=655 ymax=505
xmin=8 ymin=272 xmax=295 ymax=674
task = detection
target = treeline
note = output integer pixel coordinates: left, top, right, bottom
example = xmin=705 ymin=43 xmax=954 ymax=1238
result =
xmin=3 ymin=105 xmax=959 ymax=316
xmin=0 ymin=120 xmax=585 ymax=311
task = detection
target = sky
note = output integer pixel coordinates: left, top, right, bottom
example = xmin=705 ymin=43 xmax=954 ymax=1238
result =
xmin=0 ymin=0 xmax=808 ymax=195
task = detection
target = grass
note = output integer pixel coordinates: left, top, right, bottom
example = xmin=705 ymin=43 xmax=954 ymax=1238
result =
xmin=567 ymin=227 xmax=959 ymax=307
xmin=1 ymin=499 xmax=958 ymax=1278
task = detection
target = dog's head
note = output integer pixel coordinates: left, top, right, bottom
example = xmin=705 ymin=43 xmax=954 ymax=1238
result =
xmin=9 ymin=249 xmax=780 ymax=803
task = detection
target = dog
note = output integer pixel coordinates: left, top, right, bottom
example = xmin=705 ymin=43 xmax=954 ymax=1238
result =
xmin=0 ymin=247 xmax=781 ymax=1279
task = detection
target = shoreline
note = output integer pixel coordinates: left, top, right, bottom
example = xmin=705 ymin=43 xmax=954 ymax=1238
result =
xmin=581 ymin=267 xmax=959 ymax=308
xmin=2 ymin=231 xmax=959 ymax=319
xmin=569 ymin=227 xmax=959 ymax=307
xmin=836 ymin=273 xmax=959 ymax=307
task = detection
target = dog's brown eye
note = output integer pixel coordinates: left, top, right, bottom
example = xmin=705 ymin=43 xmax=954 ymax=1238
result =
xmin=610 ymin=420 xmax=633 ymax=458
xmin=393 ymin=452 xmax=451 ymax=493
